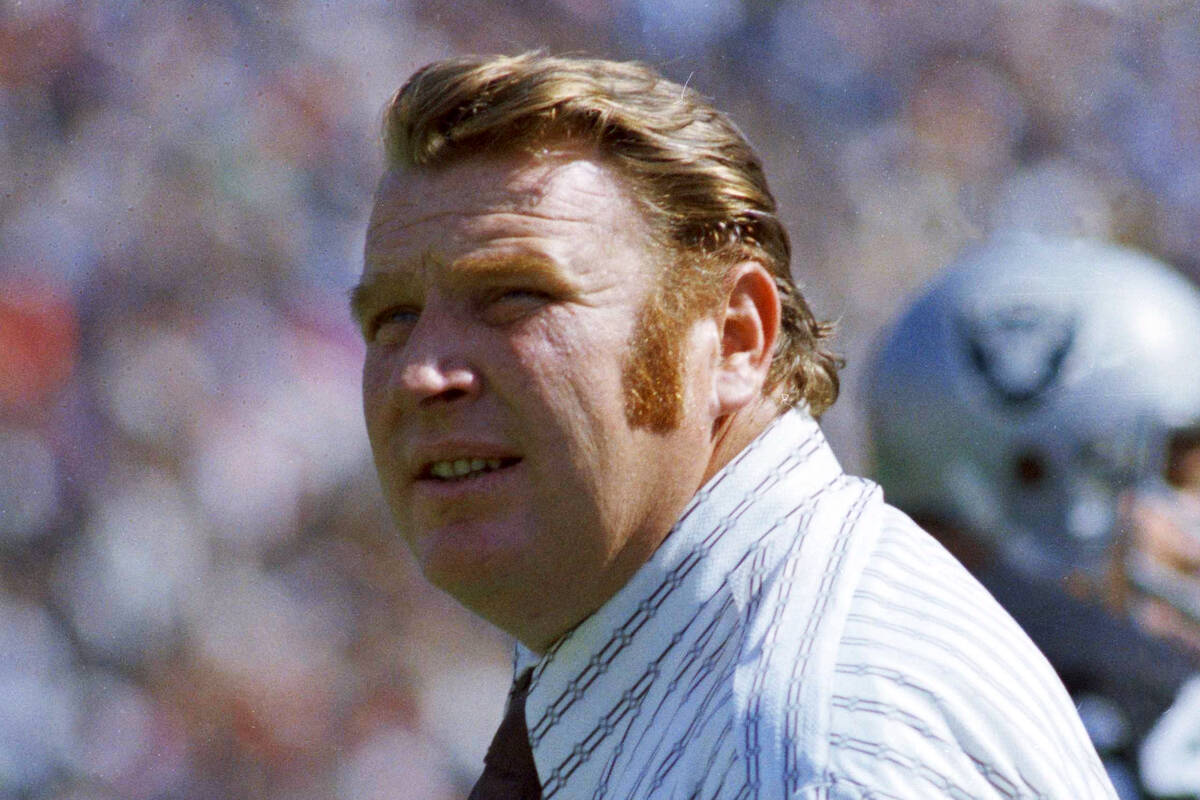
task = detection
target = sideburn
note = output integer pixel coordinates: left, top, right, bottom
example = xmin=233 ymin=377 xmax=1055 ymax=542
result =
xmin=621 ymin=255 xmax=725 ymax=433
xmin=621 ymin=290 xmax=687 ymax=433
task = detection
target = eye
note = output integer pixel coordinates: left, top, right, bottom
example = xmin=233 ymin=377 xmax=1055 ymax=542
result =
xmin=368 ymin=306 xmax=419 ymax=345
xmin=497 ymin=287 xmax=551 ymax=304
xmin=482 ymin=288 xmax=553 ymax=324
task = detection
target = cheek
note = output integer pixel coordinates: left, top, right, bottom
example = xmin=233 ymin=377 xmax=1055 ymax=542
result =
xmin=512 ymin=309 xmax=629 ymax=400
xmin=361 ymin=358 xmax=381 ymax=402
xmin=360 ymin=353 xmax=405 ymax=463
xmin=360 ymin=358 xmax=388 ymax=429
xmin=507 ymin=313 xmax=635 ymax=459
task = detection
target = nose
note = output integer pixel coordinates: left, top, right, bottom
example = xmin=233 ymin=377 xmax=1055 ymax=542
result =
xmin=400 ymin=359 xmax=479 ymax=407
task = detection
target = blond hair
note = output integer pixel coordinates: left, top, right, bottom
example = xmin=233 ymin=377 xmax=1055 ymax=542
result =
xmin=381 ymin=52 xmax=841 ymax=415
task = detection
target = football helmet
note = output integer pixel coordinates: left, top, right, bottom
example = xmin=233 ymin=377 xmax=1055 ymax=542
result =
xmin=866 ymin=233 xmax=1200 ymax=582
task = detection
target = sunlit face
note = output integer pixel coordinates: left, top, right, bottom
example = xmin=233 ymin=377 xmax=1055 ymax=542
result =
xmin=354 ymin=150 xmax=721 ymax=651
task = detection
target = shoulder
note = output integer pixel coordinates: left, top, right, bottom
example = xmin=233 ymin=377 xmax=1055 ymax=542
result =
xmin=819 ymin=507 xmax=1116 ymax=798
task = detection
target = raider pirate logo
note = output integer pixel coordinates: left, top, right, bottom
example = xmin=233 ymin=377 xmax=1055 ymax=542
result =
xmin=957 ymin=301 xmax=1076 ymax=406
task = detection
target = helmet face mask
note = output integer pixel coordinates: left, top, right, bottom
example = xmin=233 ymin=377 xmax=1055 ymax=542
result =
xmin=868 ymin=233 xmax=1200 ymax=583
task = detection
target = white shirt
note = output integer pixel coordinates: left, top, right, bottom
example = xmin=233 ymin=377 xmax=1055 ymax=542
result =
xmin=513 ymin=410 xmax=1117 ymax=799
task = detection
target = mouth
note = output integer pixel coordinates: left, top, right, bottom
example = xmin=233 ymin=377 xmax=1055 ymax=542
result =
xmin=418 ymin=456 xmax=522 ymax=482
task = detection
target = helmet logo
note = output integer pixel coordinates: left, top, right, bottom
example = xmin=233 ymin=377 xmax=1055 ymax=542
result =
xmin=958 ymin=302 xmax=1075 ymax=405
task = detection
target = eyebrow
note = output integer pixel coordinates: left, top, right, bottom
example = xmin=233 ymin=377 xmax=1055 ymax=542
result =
xmin=349 ymin=272 xmax=410 ymax=330
xmin=348 ymin=251 xmax=581 ymax=328
xmin=450 ymin=251 xmax=578 ymax=290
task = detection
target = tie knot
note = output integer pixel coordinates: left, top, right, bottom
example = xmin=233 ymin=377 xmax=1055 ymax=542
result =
xmin=512 ymin=667 xmax=533 ymax=700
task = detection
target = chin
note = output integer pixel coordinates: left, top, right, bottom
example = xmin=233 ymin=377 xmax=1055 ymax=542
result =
xmin=412 ymin=520 xmax=529 ymax=598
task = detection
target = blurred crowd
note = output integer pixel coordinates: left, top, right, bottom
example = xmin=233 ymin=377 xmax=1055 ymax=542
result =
xmin=3 ymin=0 xmax=1200 ymax=797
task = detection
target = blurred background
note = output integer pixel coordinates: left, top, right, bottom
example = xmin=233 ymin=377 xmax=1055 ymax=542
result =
xmin=4 ymin=0 xmax=1200 ymax=797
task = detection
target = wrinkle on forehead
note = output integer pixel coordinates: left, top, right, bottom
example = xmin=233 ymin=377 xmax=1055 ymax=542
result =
xmin=367 ymin=154 xmax=636 ymax=240
xmin=363 ymin=152 xmax=657 ymax=290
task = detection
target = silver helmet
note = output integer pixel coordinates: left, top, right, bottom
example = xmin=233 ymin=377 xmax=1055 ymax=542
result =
xmin=866 ymin=233 xmax=1200 ymax=582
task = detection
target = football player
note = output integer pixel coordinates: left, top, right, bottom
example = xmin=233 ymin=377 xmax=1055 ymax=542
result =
xmin=865 ymin=233 xmax=1200 ymax=799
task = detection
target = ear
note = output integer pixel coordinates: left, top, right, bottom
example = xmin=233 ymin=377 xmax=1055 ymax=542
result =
xmin=712 ymin=261 xmax=780 ymax=417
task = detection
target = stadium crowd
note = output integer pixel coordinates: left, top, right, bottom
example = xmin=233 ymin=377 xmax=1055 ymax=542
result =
xmin=3 ymin=0 xmax=1200 ymax=797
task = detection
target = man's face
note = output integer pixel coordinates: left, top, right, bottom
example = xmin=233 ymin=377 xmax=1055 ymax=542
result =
xmin=355 ymin=150 xmax=720 ymax=650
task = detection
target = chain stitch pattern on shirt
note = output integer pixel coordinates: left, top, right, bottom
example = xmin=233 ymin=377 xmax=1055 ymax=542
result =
xmin=829 ymin=653 xmax=1049 ymax=799
xmin=784 ymin=478 xmax=875 ymax=792
xmin=536 ymin=422 xmax=820 ymax=798
xmin=599 ymin=597 xmax=737 ymax=797
xmin=849 ymin=526 xmax=1110 ymax=795
xmin=528 ymin=434 xmax=812 ymax=751
xmin=540 ymin=567 xmax=745 ymax=796
xmin=742 ymin=475 xmax=843 ymax=796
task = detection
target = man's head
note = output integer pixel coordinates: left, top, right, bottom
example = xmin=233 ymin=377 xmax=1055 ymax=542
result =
xmin=353 ymin=53 xmax=838 ymax=650
xmin=379 ymin=52 xmax=839 ymax=421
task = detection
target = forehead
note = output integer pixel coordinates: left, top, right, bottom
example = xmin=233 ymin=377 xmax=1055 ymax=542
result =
xmin=362 ymin=151 xmax=657 ymax=283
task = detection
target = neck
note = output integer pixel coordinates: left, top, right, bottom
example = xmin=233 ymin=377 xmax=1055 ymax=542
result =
xmin=703 ymin=396 xmax=787 ymax=484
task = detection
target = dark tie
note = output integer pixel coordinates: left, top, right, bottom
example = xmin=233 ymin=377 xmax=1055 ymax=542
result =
xmin=468 ymin=668 xmax=541 ymax=799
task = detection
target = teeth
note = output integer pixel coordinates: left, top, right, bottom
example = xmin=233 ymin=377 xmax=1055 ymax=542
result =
xmin=427 ymin=458 xmax=509 ymax=481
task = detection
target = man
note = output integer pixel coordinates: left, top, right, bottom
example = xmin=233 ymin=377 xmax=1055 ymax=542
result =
xmin=351 ymin=53 xmax=1116 ymax=799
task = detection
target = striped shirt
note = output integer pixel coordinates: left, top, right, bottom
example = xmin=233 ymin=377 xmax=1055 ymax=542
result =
xmin=512 ymin=410 xmax=1117 ymax=799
